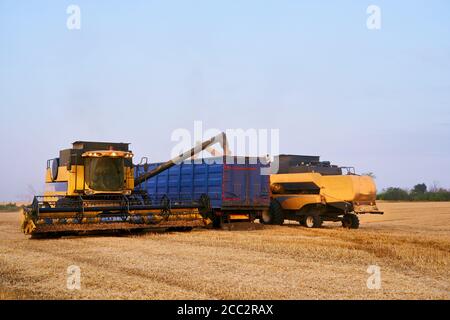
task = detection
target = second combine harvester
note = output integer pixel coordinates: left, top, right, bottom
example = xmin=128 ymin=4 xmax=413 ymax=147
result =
xmin=262 ymin=155 xmax=383 ymax=228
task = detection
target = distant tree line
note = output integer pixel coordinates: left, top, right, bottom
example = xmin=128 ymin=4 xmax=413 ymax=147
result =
xmin=0 ymin=203 xmax=20 ymax=211
xmin=377 ymin=183 xmax=450 ymax=201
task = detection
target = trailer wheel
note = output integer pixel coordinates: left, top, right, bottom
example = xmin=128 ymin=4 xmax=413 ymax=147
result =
xmin=212 ymin=215 xmax=222 ymax=229
xmin=260 ymin=209 xmax=271 ymax=224
xmin=263 ymin=200 xmax=284 ymax=225
xmin=304 ymin=214 xmax=322 ymax=228
xmin=342 ymin=214 xmax=359 ymax=229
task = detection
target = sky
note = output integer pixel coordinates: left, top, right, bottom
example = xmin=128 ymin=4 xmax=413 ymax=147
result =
xmin=0 ymin=0 xmax=449 ymax=201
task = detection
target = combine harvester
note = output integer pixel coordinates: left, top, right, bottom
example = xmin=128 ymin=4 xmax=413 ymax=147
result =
xmin=20 ymin=133 xmax=229 ymax=237
xmin=262 ymin=155 xmax=383 ymax=228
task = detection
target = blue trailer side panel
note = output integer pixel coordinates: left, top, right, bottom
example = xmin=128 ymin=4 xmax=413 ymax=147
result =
xmin=134 ymin=157 xmax=270 ymax=210
xmin=221 ymin=162 xmax=270 ymax=208
xmin=135 ymin=161 xmax=224 ymax=208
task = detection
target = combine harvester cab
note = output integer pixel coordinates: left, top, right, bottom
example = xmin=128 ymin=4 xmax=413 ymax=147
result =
xmin=265 ymin=155 xmax=383 ymax=229
xmin=21 ymin=134 xmax=228 ymax=237
xmin=135 ymin=157 xmax=271 ymax=230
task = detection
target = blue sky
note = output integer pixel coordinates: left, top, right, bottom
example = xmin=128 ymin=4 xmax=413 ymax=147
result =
xmin=0 ymin=0 xmax=449 ymax=201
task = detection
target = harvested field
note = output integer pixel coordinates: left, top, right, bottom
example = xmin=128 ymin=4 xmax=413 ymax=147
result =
xmin=0 ymin=202 xmax=449 ymax=299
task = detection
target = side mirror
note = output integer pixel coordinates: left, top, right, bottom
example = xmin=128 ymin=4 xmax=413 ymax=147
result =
xmin=49 ymin=158 xmax=59 ymax=181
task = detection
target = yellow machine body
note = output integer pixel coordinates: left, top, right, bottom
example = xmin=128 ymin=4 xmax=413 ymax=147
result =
xmin=263 ymin=154 xmax=383 ymax=229
xmin=270 ymin=172 xmax=380 ymax=214
xmin=44 ymin=160 xmax=134 ymax=197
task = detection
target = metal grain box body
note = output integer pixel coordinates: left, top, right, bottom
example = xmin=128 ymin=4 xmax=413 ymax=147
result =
xmin=135 ymin=157 xmax=270 ymax=210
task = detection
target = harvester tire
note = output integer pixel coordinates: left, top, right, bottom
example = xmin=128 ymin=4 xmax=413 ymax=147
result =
xmin=342 ymin=214 xmax=359 ymax=229
xmin=304 ymin=214 xmax=322 ymax=228
xmin=265 ymin=200 xmax=284 ymax=225
xmin=299 ymin=216 xmax=306 ymax=226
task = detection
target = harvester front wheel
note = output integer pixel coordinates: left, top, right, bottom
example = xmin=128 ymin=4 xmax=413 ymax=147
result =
xmin=342 ymin=214 xmax=360 ymax=229
xmin=262 ymin=200 xmax=284 ymax=225
xmin=304 ymin=214 xmax=322 ymax=228
xmin=298 ymin=216 xmax=306 ymax=226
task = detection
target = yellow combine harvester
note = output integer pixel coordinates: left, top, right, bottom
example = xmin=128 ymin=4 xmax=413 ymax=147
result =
xmin=21 ymin=133 xmax=228 ymax=237
xmin=262 ymin=155 xmax=382 ymax=228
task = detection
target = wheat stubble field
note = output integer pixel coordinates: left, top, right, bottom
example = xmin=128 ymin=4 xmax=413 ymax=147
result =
xmin=0 ymin=202 xmax=449 ymax=300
